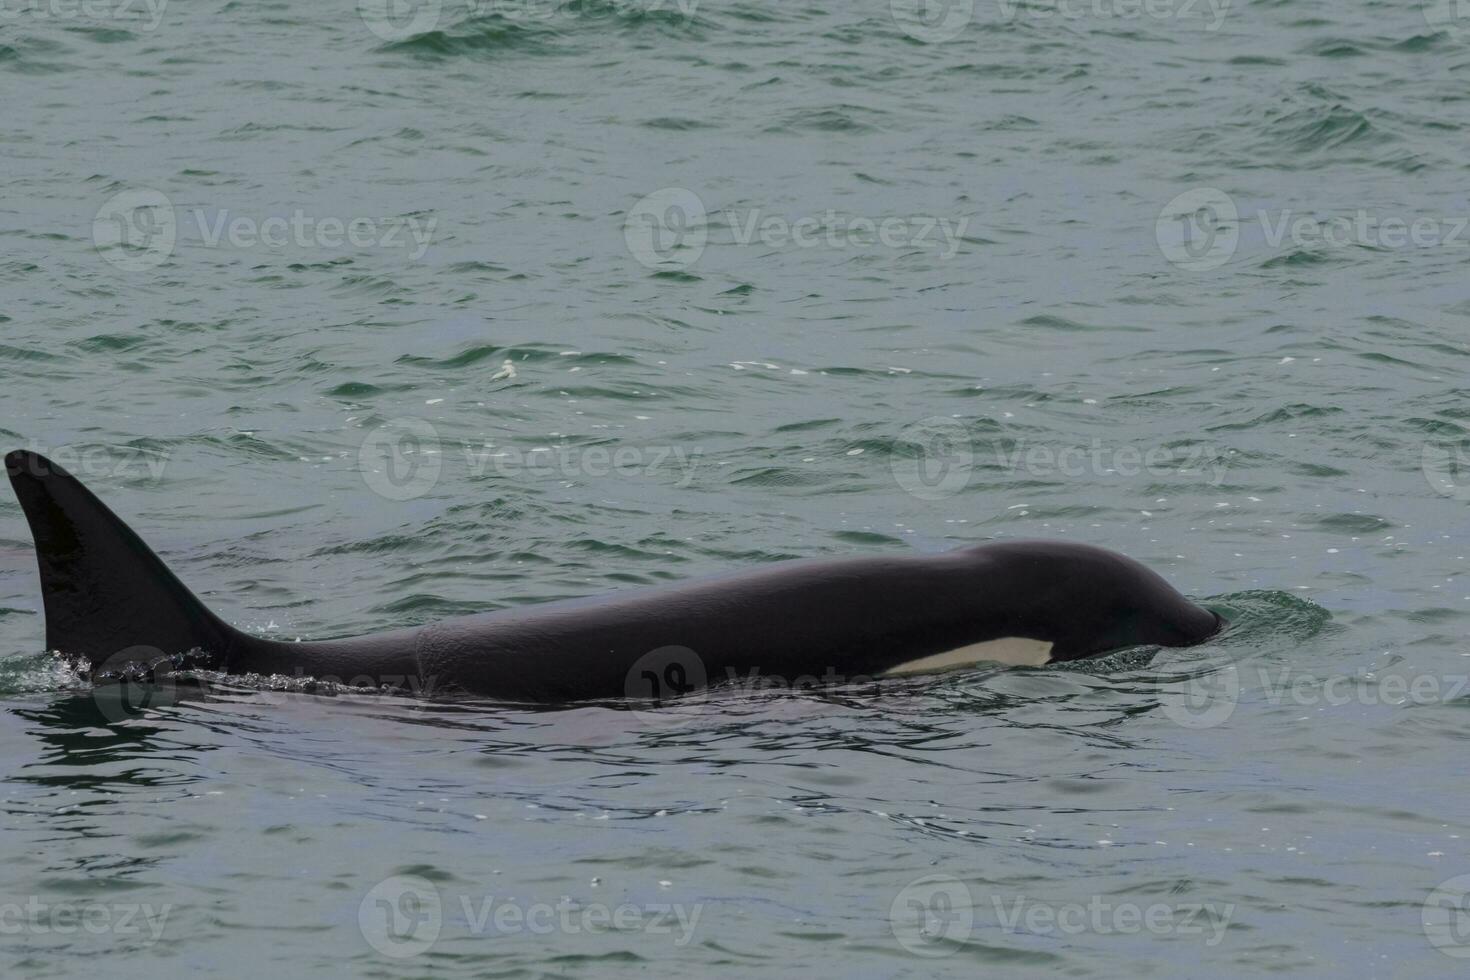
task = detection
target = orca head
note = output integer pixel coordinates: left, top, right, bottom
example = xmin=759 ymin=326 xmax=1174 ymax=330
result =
xmin=973 ymin=540 xmax=1225 ymax=663
xmin=1054 ymin=602 xmax=1224 ymax=663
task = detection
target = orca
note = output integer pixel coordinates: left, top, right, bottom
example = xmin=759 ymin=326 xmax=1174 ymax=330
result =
xmin=4 ymin=449 xmax=1223 ymax=702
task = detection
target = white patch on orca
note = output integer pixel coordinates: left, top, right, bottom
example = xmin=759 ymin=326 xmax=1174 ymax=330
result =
xmin=882 ymin=637 xmax=1054 ymax=676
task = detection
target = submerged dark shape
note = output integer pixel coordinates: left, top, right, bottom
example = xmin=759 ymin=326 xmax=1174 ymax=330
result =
xmin=5 ymin=450 xmax=1223 ymax=702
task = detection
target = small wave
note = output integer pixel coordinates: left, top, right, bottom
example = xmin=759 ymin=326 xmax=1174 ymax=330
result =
xmin=0 ymin=653 xmax=89 ymax=697
xmin=376 ymin=13 xmax=556 ymax=59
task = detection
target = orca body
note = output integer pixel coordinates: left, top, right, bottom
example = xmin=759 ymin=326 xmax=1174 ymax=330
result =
xmin=5 ymin=450 xmax=1222 ymax=702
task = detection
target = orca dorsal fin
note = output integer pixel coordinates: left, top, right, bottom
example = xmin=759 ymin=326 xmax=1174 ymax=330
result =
xmin=6 ymin=450 xmax=236 ymax=670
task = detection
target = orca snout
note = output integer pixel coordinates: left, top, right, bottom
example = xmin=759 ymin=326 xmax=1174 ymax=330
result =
xmin=1166 ymin=603 xmax=1225 ymax=648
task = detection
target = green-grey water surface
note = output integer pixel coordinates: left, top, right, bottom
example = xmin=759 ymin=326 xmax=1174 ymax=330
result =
xmin=3 ymin=0 xmax=1470 ymax=975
